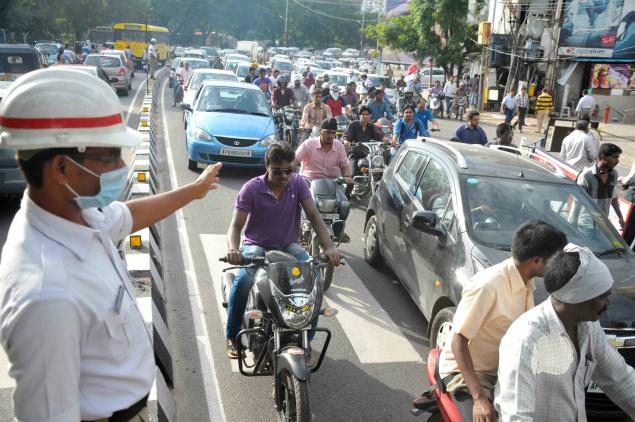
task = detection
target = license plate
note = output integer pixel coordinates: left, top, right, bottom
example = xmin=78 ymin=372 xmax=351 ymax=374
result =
xmin=587 ymin=381 xmax=603 ymax=394
xmin=321 ymin=213 xmax=339 ymax=220
xmin=220 ymin=148 xmax=252 ymax=157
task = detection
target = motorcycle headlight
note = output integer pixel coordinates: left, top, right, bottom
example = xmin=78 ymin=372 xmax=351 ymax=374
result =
xmin=275 ymin=290 xmax=316 ymax=329
xmin=316 ymin=197 xmax=337 ymax=212
xmin=260 ymin=133 xmax=278 ymax=147
xmin=371 ymin=155 xmax=384 ymax=168
xmin=193 ymin=127 xmax=212 ymax=141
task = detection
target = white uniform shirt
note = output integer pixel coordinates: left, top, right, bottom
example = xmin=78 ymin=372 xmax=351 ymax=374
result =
xmin=495 ymin=299 xmax=635 ymax=421
xmin=147 ymin=44 xmax=156 ymax=59
xmin=177 ymin=66 xmax=193 ymax=84
xmin=576 ymin=94 xmax=595 ymax=113
xmin=0 ymin=196 xmax=154 ymax=422
xmin=560 ymin=129 xmax=598 ymax=171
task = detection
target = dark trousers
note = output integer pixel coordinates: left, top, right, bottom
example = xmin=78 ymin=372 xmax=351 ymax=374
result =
xmin=514 ymin=107 xmax=527 ymax=131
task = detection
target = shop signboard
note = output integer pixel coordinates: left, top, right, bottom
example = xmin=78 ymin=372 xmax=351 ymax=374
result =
xmin=590 ymin=63 xmax=635 ymax=89
xmin=559 ymin=0 xmax=635 ymax=59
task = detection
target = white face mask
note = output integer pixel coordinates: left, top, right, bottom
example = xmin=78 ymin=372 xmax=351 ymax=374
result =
xmin=331 ymin=92 xmax=339 ymax=100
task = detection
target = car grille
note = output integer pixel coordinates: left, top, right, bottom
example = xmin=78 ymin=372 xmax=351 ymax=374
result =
xmin=215 ymin=136 xmax=258 ymax=147
xmin=208 ymin=154 xmax=263 ymax=165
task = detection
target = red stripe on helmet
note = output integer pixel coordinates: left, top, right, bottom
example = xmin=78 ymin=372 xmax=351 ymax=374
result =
xmin=0 ymin=113 xmax=123 ymax=129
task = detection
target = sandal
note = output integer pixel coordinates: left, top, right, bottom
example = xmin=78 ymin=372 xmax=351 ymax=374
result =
xmin=226 ymin=339 xmax=245 ymax=359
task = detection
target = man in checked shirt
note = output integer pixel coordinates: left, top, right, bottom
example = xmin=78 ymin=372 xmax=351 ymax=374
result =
xmin=496 ymin=244 xmax=635 ymax=421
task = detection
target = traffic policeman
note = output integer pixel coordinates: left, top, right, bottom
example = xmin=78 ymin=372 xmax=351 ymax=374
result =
xmin=0 ymin=68 xmax=221 ymax=421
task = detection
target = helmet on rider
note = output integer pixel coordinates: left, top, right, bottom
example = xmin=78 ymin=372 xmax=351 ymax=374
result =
xmin=150 ymin=38 xmax=157 ymax=43
xmin=292 ymin=73 xmax=302 ymax=83
xmin=0 ymin=68 xmax=142 ymax=153
xmin=404 ymin=86 xmax=414 ymax=96
xmin=277 ymin=75 xmax=289 ymax=86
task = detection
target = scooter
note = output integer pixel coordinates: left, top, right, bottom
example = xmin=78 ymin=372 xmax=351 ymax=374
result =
xmin=410 ymin=348 xmax=462 ymax=421
xmin=453 ymin=95 xmax=468 ymax=121
xmin=429 ymin=93 xmax=444 ymax=118
xmin=220 ymin=252 xmax=337 ymax=422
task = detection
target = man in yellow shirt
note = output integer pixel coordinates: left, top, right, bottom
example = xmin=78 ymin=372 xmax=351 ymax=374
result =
xmin=535 ymin=88 xmax=553 ymax=134
xmin=438 ymin=220 xmax=567 ymax=421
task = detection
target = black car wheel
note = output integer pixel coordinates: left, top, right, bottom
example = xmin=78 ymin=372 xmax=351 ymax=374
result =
xmin=188 ymin=158 xmax=198 ymax=171
xmin=430 ymin=307 xmax=456 ymax=350
xmin=364 ymin=215 xmax=383 ymax=266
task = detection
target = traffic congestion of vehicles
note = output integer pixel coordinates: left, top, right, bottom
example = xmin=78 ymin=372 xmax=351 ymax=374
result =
xmin=0 ymin=20 xmax=634 ymax=422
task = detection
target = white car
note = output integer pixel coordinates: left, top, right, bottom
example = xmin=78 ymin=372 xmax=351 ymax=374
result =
xmin=182 ymin=49 xmax=207 ymax=60
xmin=225 ymin=59 xmax=250 ymax=74
xmin=235 ymin=63 xmax=253 ymax=82
xmin=325 ymin=71 xmax=350 ymax=88
xmin=182 ymin=69 xmax=239 ymax=112
xmin=225 ymin=53 xmax=250 ymax=63
xmin=341 ymin=48 xmax=359 ymax=58
xmin=411 ymin=67 xmax=446 ymax=87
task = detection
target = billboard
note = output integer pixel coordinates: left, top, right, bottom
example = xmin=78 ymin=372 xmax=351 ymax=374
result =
xmin=589 ymin=63 xmax=635 ymax=89
xmin=559 ymin=0 xmax=635 ymax=59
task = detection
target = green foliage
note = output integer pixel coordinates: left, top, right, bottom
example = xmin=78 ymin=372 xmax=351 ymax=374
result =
xmin=366 ymin=0 xmax=482 ymax=74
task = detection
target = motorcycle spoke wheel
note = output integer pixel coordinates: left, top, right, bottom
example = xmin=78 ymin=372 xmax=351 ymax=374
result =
xmin=277 ymin=370 xmax=310 ymax=422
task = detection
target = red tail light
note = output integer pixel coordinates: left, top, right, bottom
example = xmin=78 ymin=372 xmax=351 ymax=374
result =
xmin=118 ymin=67 xmax=126 ymax=77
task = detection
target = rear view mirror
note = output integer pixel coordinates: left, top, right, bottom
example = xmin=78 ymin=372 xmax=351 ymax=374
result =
xmin=182 ymin=104 xmax=192 ymax=112
xmin=409 ymin=210 xmax=446 ymax=238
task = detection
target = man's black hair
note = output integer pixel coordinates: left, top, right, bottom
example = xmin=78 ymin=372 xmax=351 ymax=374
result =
xmin=575 ymin=120 xmax=589 ymax=131
xmin=496 ymin=122 xmax=512 ymax=137
xmin=402 ymin=104 xmax=415 ymax=113
xmin=265 ymin=142 xmax=294 ymax=166
xmin=511 ymin=219 xmax=568 ymax=262
xmin=467 ymin=110 xmax=479 ymax=121
xmin=17 ymin=148 xmax=82 ymax=188
xmin=359 ymin=105 xmax=371 ymax=115
xmin=599 ymin=143 xmax=621 ymax=158
xmin=582 ymin=89 xmax=589 ymax=95
xmin=580 ymin=112 xmax=592 ymax=121
xmin=544 ymin=250 xmax=581 ymax=294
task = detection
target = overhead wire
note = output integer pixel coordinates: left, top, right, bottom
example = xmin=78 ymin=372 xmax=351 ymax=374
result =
xmin=290 ymin=0 xmax=366 ymax=22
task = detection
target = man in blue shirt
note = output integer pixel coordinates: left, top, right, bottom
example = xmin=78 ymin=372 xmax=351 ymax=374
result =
xmin=454 ymin=110 xmax=488 ymax=145
xmin=367 ymin=89 xmax=394 ymax=121
xmin=392 ymin=105 xmax=425 ymax=152
xmin=414 ymin=98 xmax=439 ymax=134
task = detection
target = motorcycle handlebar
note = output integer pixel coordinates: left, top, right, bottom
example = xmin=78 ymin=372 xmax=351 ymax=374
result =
xmin=219 ymin=253 xmax=338 ymax=266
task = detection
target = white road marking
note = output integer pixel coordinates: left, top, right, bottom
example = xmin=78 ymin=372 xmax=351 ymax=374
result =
xmin=200 ymin=234 xmax=422 ymax=365
xmin=160 ymin=80 xmax=227 ymax=422
xmin=124 ymin=78 xmax=147 ymax=127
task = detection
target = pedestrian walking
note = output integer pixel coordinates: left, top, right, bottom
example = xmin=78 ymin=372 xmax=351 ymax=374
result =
xmin=535 ymin=89 xmax=553 ymax=134
xmin=0 ymin=68 xmax=221 ymax=422
xmin=443 ymin=76 xmax=457 ymax=118
xmin=470 ymin=74 xmax=480 ymax=107
xmin=500 ymin=89 xmax=517 ymax=124
xmin=513 ymin=87 xmax=529 ymax=132
xmin=560 ymin=120 xmax=598 ymax=171
xmin=386 ymin=64 xmax=393 ymax=79
xmin=577 ymin=143 xmax=625 ymax=228
xmin=575 ymin=89 xmax=596 ymax=118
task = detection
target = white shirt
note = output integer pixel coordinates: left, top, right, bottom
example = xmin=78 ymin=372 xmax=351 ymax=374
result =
xmin=495 ymin=299 xmax=635 ymax=421
xmin=560 ymin=129 xmax=598 ymax=171
xmin=502 ymin=95 xmax=517 ymax=110
xmin=443 ymin=81 xmax=456 ymax=97
xmin=177 ymin=66 xmax=193 ymax=84
xmin=0 ymin=196 xmax=154 ymax=422
xmin=576 ymin=94 xmax=595 ymax=112
xmin=147 ymin=44 xmax=156 ymax=59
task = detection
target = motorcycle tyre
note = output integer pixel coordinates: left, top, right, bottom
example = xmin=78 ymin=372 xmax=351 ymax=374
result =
xmin=277 ymin=369 xmax=310 ymax=422
xmin=311 ymin=233 xmax=333 ymax=292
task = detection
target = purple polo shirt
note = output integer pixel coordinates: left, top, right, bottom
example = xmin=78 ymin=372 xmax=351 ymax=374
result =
xmin=235 ymin=173 xmax=312 ymax=249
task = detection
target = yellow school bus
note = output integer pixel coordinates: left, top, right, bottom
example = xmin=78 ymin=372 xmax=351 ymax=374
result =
xmin=113 ymin=23 xmax=170 ymax=65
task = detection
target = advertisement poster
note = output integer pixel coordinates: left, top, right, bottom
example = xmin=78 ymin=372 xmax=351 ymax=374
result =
xmin=590 ymin=63 xmax=635 ymax=88
xmin=559 ymin=0 xmax=635 ymax=59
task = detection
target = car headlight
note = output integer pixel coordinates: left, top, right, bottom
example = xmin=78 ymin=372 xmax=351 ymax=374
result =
xmin=371 ymin=155 xmax=384 ymax=168
xmin=193 ymin=127 xmax=212 ymax=141
xmin=260 ymin=133 xmax=278 ymax=147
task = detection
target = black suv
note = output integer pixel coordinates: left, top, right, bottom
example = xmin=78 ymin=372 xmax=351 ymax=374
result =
xmin=364 ymin=138 xmax=635 ymax=418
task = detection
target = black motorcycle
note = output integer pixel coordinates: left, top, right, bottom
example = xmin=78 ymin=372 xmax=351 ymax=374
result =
xmin=220 ymin=252 xmax=337 ymax=422
xmin=347 ymin=141 xmax=390 ymax=202
xmin=274 ymin=106 xmax=301 ymax=149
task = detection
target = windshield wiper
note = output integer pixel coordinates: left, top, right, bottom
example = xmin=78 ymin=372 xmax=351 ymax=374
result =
xmin=248 ymin=111 xmax=270 ymax=117
xmin=207 ymin=108 xmax=249 ymax=114
xmin=596 ymin=247 xmax=626 ymax=258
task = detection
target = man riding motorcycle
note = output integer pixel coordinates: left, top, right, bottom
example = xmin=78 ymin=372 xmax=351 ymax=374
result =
xmin=343 ymin=82 xmax=359 ymax=109
xmin=397 ymin=87 xmax=417 ymax=117
xmin=367 ymin=89 xmax=393 ymax=122
xmin=291 ymin=73 xmax=310 ymax=108
xmin=322 ymin=84 xmax=348 ymax=118
xmin=294 ymin=118 xmax=351 ymax=224
xmin=300 ymin=90 xmax=332 ymax=141
xmin=225 ymin=143 xmax=341 ymax=359
xmin=271 ymin=75 xmax=296 ymax=109
xmin=173 ymin=60 xmax=193 ymax=107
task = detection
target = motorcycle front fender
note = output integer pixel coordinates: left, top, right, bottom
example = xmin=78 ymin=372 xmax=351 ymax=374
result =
xmin=276 ymin=349 xmax=310 ymax=381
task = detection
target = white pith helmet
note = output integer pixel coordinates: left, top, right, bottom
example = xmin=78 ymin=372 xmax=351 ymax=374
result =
xmin=0 ymin=68 xmax=142 ymax=151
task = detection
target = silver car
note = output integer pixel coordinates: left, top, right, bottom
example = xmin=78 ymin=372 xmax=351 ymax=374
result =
xmin=84 ymin=53 xmax=132 ymax=96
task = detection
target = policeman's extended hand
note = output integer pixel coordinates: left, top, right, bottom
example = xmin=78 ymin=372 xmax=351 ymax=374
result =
xmin=193 ymin=163 xmax=222 ymax=198
xmin=226 ymin=249 xmax=242 ymax=265
xmin=324 ymin=247 xmax=342 ymax=267
xmin=473 ymin=397 xmax=496 ymax=422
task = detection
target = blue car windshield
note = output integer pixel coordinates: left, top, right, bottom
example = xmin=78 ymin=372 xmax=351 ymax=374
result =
xmin=461 ymin=176 xmax=629 ymax=255
xmin=197 ymin=85 xmax=271 ymax=116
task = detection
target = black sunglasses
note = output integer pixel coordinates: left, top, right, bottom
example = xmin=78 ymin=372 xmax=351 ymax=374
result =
xmin=270 ymin=166 xmax=293 ymax=175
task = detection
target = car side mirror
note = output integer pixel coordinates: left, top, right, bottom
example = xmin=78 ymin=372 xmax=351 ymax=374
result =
xmin=182 ymin=104 xmax=192 ymax=112
xmin=409 ymin=210 xmax=446 ymax=238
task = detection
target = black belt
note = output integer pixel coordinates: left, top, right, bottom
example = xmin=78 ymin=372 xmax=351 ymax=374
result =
xmin=82 ymin=394 xmax=149 ymax=422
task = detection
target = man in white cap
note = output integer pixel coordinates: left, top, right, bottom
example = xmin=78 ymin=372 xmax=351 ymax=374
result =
xmin=495 ymin=244 xmax=635 ymax=421
xmin=147 ymin=38 xmax=157 ymax=79
xmin=0 ymin=68 xmax=221 ymax=421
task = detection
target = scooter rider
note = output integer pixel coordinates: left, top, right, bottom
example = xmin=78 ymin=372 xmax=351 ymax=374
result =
xmin=397 ymin=86 xmax=417 ymax=116
xmin=322 ymin=84 xmax=349 ymax=118
xmin=438 ymin=221 xmax=567 ymax=422
xmin=225 ymin=143 xmax=341 ymax=358
xmin=0 ymin=68 xmax=222 ymax=421
xmin=293 ymin=118 xmax=352 ymax=222
xmin=291 ymin=73 xmax=310 ymax=108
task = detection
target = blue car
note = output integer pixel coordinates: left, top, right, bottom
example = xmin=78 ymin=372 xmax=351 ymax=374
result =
xmin=184 ymin=81 xmax=278 ymax=169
